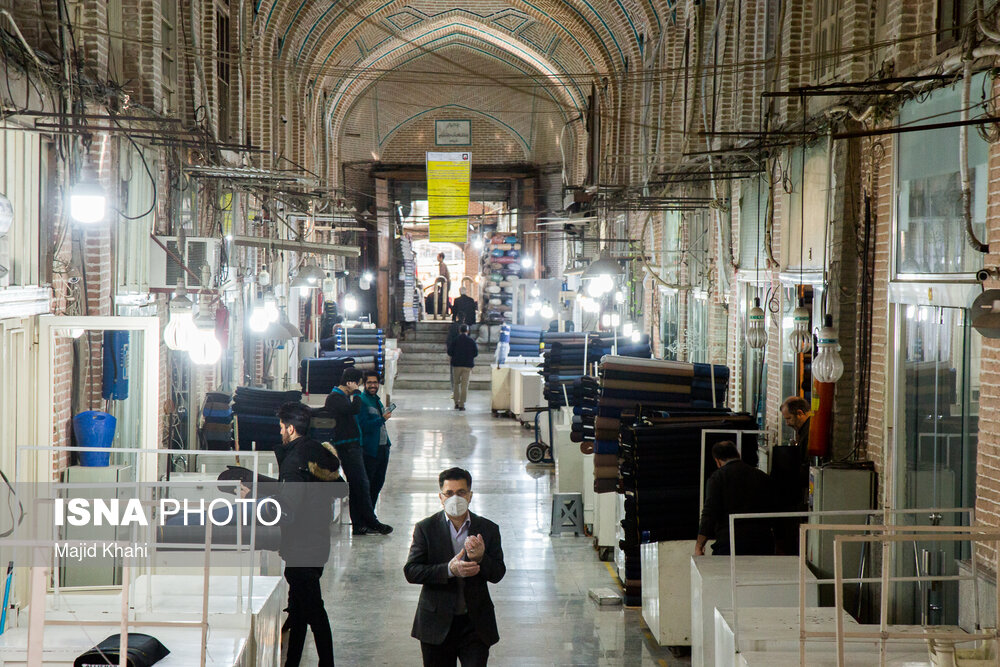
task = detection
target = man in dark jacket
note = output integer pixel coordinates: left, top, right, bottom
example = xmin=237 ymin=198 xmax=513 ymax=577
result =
xmin=452 ymin=287 xmax=477 ymax=326
xmin=272 ymin=402 xmax=341 ymax=667
xmin=404 ymin=467 xmax=505 ymax=666
xmin=696 ymin=441 xmax=775 ymax=556
xmin=324 ymin=367 xmax=392 ymax=535
xmin=358 ymin=370 xmax=392 ymax=508
xmin=447 ymin=324 xmax=478 ymax=411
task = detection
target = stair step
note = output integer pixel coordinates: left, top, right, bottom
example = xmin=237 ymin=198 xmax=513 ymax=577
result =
xmin=394 ymin=378 xmax=491 ymax=390
xmin=398 ymin=342 xmax=497 ymax=354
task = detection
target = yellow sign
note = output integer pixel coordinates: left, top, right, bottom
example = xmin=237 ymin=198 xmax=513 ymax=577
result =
xmin=426 ymin=151 xmax=471 ymax=242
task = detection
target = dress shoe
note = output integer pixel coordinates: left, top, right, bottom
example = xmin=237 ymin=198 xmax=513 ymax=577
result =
xmin=352 ymin=526 xmax=376 ymax=536
xmin=375 ymin=522 xmax=394 ymax=535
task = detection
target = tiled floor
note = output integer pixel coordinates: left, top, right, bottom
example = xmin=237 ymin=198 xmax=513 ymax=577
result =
xmin=301 ymin=388 xmax=689 ymax=666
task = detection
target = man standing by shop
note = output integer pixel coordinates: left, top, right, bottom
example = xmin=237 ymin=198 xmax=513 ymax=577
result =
xmin=695 ymin=441 xmax=775 ymax=556
xmin=452 ymin=286 xmax=477 ymax=326
xmin=324 ymin=367 xmax=392 ymax=535
xmin=404 ymin=467 xmax=505 ymax=666
xmin=358 ymin=370 xmax=392 ymax=509
xmin=780 ymin=396 xmax=812 ymax=458
xmin=447 ymin=324 xmax=478 ymax=411
xmin=272 ymin=402 xmax=341 ymax=667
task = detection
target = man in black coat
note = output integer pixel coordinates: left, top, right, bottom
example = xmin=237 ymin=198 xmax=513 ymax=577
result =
xmin=404 ymin=467 xmax=505 ymax=667
xmin=696 ymin=440 xmax=776 ymax=556
xmin=323 ymin=367 xmax=392 ymax=536
xmin=452 ymin=287 xmax=478 ymax=326
xmin=447 ymin=325 xmax=478 ymax=411
xmin=271 ymin=402 xmax=342 ymax=667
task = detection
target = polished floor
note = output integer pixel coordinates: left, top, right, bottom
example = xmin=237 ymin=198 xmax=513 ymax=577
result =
xmin=300 ymin=388 xmax=688 ymax=666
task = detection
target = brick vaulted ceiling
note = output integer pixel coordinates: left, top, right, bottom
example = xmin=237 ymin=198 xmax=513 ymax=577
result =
xmin=250 ymin=0 xmax=664 ymax=183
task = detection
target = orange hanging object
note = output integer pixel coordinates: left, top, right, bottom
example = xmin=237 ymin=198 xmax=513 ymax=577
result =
xmin=808 ymin=380 xmax=834 ymax=459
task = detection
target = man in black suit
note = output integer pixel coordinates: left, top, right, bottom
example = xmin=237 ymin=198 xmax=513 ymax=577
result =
xmin=696 ymin=440 xmax=776 ymax=557
xmin=404 ymin=467 xmax=505 ymax=666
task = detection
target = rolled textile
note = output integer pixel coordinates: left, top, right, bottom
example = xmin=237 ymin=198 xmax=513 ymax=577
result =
xmin=580 ymin=442 xmax=594 ymax=454
xmin=600 ymin=356 xmax=698 ymax=373
xmin=594 ymin=416 xmax=620 ymax=432
xmin=600 ymin=378 xmax=692 ymax=394
xmin=595 ymin=429 xmax=619 ymax=442
xmin=594 ymin=439 xmax=618 ymax=455
xmin=594 ymin=465 xmax=619 ymax=479
xmin=594 ymin=454 xmax=618 ymax=467
xmin=594 ymin=478 xmax=617 ymax=493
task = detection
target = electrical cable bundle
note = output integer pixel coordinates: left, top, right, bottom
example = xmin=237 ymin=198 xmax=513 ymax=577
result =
xmin=200 ymin=392 xmax=234 ymax=451
xmin=482 ymin=234 xmax=521 ymax=323
xmin=232 ymin=387 xmax=303 ymax=451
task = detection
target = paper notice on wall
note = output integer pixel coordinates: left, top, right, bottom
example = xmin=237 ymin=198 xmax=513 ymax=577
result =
xmin=426 ymin=152 xmax=471 ymax=243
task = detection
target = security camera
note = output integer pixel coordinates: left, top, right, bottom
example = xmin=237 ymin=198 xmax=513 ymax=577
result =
xmin=977 ymin=267 xmax=1000 ymax=283
xmin=280 ymin=115 xmax=288 ymax=124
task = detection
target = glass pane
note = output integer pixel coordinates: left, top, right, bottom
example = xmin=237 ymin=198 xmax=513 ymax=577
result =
xmin=893 ymin=304 xmax=977 ymax=625
xmin=741 ymin=286 xmax=767 ymax=423
xmin=660 ymin=291 xmax=678 ymax=360
xmin=896 ymin=73 xmax=989 ymax=276
xmin=689 ymin=296 xmax=707 ymax=363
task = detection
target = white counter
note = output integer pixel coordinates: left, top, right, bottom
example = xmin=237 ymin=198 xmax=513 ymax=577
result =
xmin=641 ymin=540 xmax=697 ymax=647
xmin=691 ymin=555 xmax=818 ymax=667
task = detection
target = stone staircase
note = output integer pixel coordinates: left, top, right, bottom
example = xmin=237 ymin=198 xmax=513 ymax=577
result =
xmin=394 ymin=321 xmax=495 ymax=391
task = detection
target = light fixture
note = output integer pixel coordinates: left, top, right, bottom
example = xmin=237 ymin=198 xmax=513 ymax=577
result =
xmin=601 ymin=313 xmax=611 ymax=327
xmin=343 ymin=294 xmax=358 ymax=313
xmin=789 ymin=300 xmax=812 ymax=354
xmin=164 ymin=287 xmax=197 ymax=351
xmin=630 ymin=330 xmax=641 ymax=343
xmin=69 ymin=160 xmax=107 ymax=224
xmin=322 ymin=272 xmax=335 ymax=294
xmin=189 ymin=314 xmax=222 ymax=365
xmin=540 ymin=302 xmax=554 ymax=319
xmin=248 ymin=299 xmax=270 ymax=332
xmin=610 ymin=313 xmax=621 ymax=327
xmin=257 ymin=266 xmax=271 ymax=287
xmin=614 ymin=291 xmax=625 ymax=304
xmin=530 ymin=286 xmax=540 ymax=298
xmin=811 ymin=314 xmax=844 ymax=383
xmin=263 ymin=294 xmax=279 ymax=323
xmin=525 ymin=303 xmax=537 ymax=317
xmin=291 ymin=271 xmax=317 ymax=290
xmin=473 ymin=237 xmax=484 ymax=250
xmin=360 ymin=271 xmax=373 ymax=291
xmin=746 ymin=297 xmax=767 ymax=350
xmin=521 ymin=255 xmax=534 ymax=269
xmin=277 ymin=306 xmax=303 ymax=339
xmin=622 ymin=322 xmax=634 ymax=337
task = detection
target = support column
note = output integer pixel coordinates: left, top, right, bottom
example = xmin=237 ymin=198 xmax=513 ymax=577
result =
xmin=375 ymin=178 xmax=392 ymax=329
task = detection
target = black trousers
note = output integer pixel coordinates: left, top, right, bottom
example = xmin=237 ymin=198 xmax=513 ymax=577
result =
xmin=338 ymin=441 xmax=380 ymax=529
xmin=364 ymin=446 xmax=390 ymax=507
xmin=284 ymin=566 xmax=334 ymax=667
xmin=420 ymin=614 xmax=490 ymax=667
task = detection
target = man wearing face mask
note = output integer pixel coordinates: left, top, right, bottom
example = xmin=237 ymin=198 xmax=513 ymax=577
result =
xmin=404 ymin=467 xmax=506 ymax=666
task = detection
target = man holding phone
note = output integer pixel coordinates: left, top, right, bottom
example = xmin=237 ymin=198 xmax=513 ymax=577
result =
xmin=358 ymin=370 xmax=394 ymax=509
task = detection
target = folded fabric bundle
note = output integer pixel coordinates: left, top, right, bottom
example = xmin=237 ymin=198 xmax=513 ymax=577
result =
xmin=594 ymin=465 xmax=619 ymax=479
xmin=594 ymin=439 xmax=619 ymax=455
xmin=594 ymin=478 xmax=618 ymax=493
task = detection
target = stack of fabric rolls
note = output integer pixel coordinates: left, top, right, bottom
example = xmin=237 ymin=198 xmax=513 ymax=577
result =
xmin=232 ymin=387 xmax=303 ymax=451
xmin=482 ymin=234 xmax=521 ymax=323
xmin=618 ymin=410 xmax=759 ymax=543
xmin=324 ymin=325 xmax=385 ymax=380
xmin=540 ymin=332 xmax=596 ymax=407
xmin=505 ymin=324 xmax=542 ymax=358
xmin=200 ymin=392 xmax=234 ymax=450
xmin=298 ymin=355 xmax=357 ymax=395
xmin=399 ymin=236 xmax=419 ymax=322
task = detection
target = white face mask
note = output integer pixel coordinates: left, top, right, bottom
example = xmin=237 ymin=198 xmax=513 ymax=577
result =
xmin=443 ymin=494 xmax=469 ymax=517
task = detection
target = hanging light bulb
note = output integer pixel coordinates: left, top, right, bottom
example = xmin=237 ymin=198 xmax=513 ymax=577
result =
xmin=540 ymin=302 xmax=554 ymax=319
xmin=321 ymin=272 xmax=335 ymax=294
xmin=343 ymin=294 xmax=358 ymax=313
xmin=746 ymin=297 xmax=767 ymax=350
xmin=164 ymin=287 xmax=197 ymax=351
xmin=525 ymin=303 xmax=537 ymax=317
xmin=610 ymin=313 xmax=621 ymax=327
xmin=248 ymin=301 xmax=269 ymax=332
xmin=812 ymin=314 xmax=844 ymax=383
xmin=521 ymin=255 xmax=534 ymax=269
xmin=263 ymin=294 xmax=279 ymax=323
xmin=614 ymin=291 xmax=625 ymax=304
xmin=630 ymin=330 xmax=641 ymax=343
xmin=359 ymin=271 xmax=373 ymax=291
xmin=530 ymin=286 xmax=540 ymax=298
xmin=622 ymin=322 xmax=634 ymax=337
xmin=789 ymin=300 xmax=812 ymax=354
xmin=69 ymin=160 xmax=107 ymax=224
xmin=257 ymin=266 xmax=271 ymax=287
xmin=473 ymin=237 xmax=484 ymax=250
xmin=601 ymin=313 xmax=612 ymax=327
xmin=189 ymin=312 xmax=222 ymax=365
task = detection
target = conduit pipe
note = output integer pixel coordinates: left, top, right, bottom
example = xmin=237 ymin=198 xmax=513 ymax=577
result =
xmin=959 ymin=60 xmax=989 ymax=252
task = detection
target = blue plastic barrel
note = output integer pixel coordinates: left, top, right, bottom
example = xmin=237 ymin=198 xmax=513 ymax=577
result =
xmin=72 ymin=411 xmax=116 ymax=466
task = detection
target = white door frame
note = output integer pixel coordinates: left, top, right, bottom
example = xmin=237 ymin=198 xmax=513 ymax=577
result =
xmin=35 ymin=316 xmax=160 ymax=483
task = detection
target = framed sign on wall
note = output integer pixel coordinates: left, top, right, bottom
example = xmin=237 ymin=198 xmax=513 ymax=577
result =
xmin=435 ymin=119 xmax=472 ymax=146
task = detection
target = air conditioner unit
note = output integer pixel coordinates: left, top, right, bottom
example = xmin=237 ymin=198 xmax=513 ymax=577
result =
xmin=148 ymin=236 xmax=221 ymax=289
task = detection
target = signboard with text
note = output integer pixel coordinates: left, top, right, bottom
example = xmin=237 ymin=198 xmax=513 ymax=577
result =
xmin=435 ymin=119 xmax=472 ymax=146
xmin=426 ymin=152 xmax=471 ymax=243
